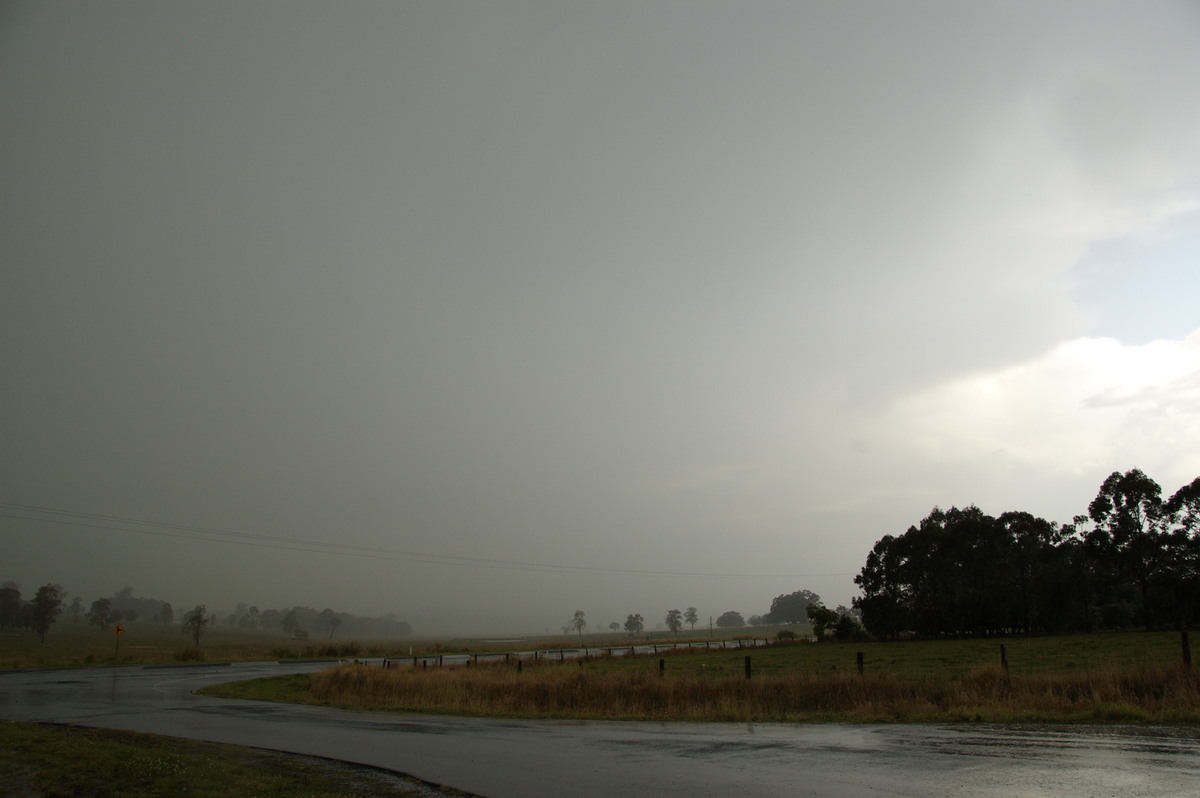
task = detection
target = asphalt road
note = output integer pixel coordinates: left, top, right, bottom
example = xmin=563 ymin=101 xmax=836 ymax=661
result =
xmin=3 ymin=661 xmax=1199 ymax=797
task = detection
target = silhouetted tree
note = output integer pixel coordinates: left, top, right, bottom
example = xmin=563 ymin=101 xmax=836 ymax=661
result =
xmin=570 ymin=609 xmax=587 ymax=636
xmin=765 ymin=590 xmax=822 ymax=624
xmin=623 ymin=613 xmax=644 ymax=636
xmin=0 ymin=584 xmax=20 ymax=629
xmin=1088 ymin=469 xmax=1165 ymax=630
xmin=806 ymin=603 xmax=838 ymax=641
xmin=665 ymin=609 xmax=683 ymax=634
xmin=87 ymin=598 xmax=114 ymax=630
xmin=715 ymin=610 xmax=744 ymax=628
xmin=685 ymin=607 xmax=699 ymax=630
xmin=182 ymin=604 xmax=209 ymax=647
xmin=31 ymin=584 xmax=63 ymax=646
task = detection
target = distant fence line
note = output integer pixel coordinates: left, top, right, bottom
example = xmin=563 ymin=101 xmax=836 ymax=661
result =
xmin=379 ymin=638 xmax=773 ymax=670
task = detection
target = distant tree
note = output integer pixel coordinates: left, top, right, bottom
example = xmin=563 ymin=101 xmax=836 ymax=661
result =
xmin=31 ymin=584 xmax=64 ymax=646
xmin=0 ymin=585 xmax=21 ymax=629
xmin=765 ymin=590 xmax=822 ymax=624
xmin=747 ymin=615 xmax=766 ymax=626
xmin=282 ymin=609 xmax=299 ymax=635
xmin=665 ymin=609 xmax=683 ymax=634
xmin=239 ymin=606 xmax=260 ymax=630
xmin=318 ymin=608 xmax=342 ymax=639
xmin=609 ymin=621 xmax=620 ymax=633
xmin=570 ymin=609 xmax=587 ymax=636
xmin=806 ymin=603 xmax=839 ymax=641
xmin=624 ymin=613 xmax=644 ymax=636
xmin=159 ymin=602 xmax=174 ymax=625
xmin=66 ymin=595 xmax=85 ymax=623
xmin=182 ymin=604 xmax=209 ymax=647
xmin=259 ymin=608 xmax=281 ymax=631
xmin=715 ymin=611 xmax=744 ymax=628
xmin=684 ymin=607 xmax=699 ymax=630
xmin=87 ymin=598 xmax=114 ymax=630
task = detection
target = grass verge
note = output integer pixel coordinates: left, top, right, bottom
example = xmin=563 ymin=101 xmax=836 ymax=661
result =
xmin=201 ymin=633 xmax=1200 ymax=724
xmin=0 ymin=720 xmax=471 ymax=797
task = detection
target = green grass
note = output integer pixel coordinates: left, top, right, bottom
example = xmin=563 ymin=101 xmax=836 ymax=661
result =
xmin=201 ymin=632 xmax=1200 ymax=724
xmin=0 ymin=720 xmax=469 ymax=797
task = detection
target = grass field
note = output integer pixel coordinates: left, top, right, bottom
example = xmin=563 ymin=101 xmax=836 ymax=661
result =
xmin=201 ymin=631 xmax=1200 ymax=724
xmin=0 ymin=721 xmax=469 ymax=797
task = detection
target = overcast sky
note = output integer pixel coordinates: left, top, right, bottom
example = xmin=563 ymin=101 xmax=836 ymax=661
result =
xmin=3 ymin=2 xmax=1199 ymax=635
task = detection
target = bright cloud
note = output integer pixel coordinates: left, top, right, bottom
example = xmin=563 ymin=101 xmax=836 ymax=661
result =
xmin=877 ymin=329 xmax=1200 ymax=487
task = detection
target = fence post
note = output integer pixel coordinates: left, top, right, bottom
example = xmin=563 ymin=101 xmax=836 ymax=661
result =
xmin=659 ymin=659 xmax=665 ymax=677
xmin=744 ymin=655 xmax=751 ymax=680
xmin=999 ymin=643 xmax=1008 ymax=672
xmin=517 ymin=659 xmax=523 ymax=674
xmin=1183 ymin=631 xmax=1192 ymax=670
xmin=856 ymin=651 xmax=864 ymax=676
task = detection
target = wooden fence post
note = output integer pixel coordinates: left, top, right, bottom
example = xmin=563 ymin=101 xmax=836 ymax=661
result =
xmin=1183 ymin=631 xmax=1192 ymax=670
xmin=856 ymin=651 xmax=864 ymax=676
xmin=517 ymin=659 xmax=523 ymax=674
xmin=744 ymin=655 xmax=751 ymax=680
xmin=999 ymin=643 xmax=1008 ymax=672
xmin=659 ymin=659 xmax=665 ymax=677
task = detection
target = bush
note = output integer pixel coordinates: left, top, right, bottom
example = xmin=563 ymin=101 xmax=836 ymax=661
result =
xmin=174 ymin=647 xmax=204 ymax=662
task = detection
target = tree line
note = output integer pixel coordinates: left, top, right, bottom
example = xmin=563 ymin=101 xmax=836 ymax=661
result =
xmin=0 ymin=582 xmax=412 ymax=647
xmin=852 ymin=469 xmax=1200 ymax=639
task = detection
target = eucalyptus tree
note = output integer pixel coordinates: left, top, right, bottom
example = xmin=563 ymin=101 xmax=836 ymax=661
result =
xmin=1087 ymin=469 xmax=1166 ymax=629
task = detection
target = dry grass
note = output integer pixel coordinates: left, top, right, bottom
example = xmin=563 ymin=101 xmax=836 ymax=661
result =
xmin=302 ymin=656 xmax=1200 ymax=724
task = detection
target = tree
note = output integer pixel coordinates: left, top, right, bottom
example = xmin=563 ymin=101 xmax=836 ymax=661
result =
xmin=238 ymin=606 xmax=260 ymax=630
xmin=318 ymin=608 xmax=341 ymax=639
xmin=1088 ymin=469 xmax=1165 ymax=629
xmin=87 ymin=598 xmax=114 ymax=630
xmin=665 ymin=609 xmax=683 ymax=634
xmin=609 ymin=621 xmax=620 ymax=633
xmin=31 ymin=584 xmax=63 ymax=646
xmin=182 ymin=604 xmax=209 ymax=647
xmin=570 ymin=609 xmax=587 ymax=636
xmin=806 ymin=603 xmax=839 ymax=641
xmin=0 ymin=584 xmax=20 ymax=629
xmin=66 ymin=596 xmax=85 ymax=623
xmin=684 ymin=607 xmax=699 ymax=630
xmin=159 ymin=602 xmax=174 ymax=625
xmin=765 ymin=590 xmax=822 ymax=624
xmin=715 ymin=611 xmax=744 ymax=628
xmin=623 ymin=613 xmax=644 ymax=636
xmin=282 ymin=609 xmax=299 ymax=635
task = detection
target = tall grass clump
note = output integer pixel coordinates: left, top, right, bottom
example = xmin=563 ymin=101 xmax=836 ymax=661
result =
xmin=302 ymin=657 xmax=1200 ymax=724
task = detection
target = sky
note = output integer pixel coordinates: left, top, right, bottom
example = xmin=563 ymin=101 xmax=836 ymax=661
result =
xmin=3 ymin=1 xmax=1199 ymax=636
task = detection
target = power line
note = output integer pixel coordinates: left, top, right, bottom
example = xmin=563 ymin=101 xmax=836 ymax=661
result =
xmin=0 ymin=501 xmax=854 ymax=580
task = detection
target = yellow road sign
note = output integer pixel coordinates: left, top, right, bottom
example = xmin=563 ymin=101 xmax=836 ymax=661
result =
xmin=115 ymin=624 xmax=124 ymax=636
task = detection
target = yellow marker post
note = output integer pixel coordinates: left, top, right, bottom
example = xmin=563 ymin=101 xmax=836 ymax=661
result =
xmin=114 ymin=623 xmax=124 ymax=657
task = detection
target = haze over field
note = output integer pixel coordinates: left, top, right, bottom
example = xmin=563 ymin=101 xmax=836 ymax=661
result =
xmin=3 ymin=2 xmax=1199 ymax=635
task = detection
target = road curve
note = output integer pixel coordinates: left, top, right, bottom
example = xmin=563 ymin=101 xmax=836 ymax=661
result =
xmin=2 ymin=661 xmax=1198 ymax=797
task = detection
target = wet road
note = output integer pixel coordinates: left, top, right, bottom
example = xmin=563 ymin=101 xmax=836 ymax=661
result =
xmin=2 ymin=661 xmax=1198 ymax=797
